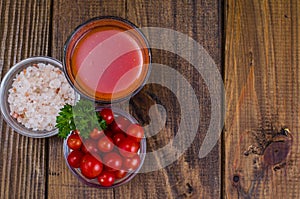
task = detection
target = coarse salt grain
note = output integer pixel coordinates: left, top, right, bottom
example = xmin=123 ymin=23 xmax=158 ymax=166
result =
xmin=8 ymin=63 xmax=75 ymax=131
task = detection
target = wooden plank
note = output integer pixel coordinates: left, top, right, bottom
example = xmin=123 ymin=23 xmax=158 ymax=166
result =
xmin=225 ymin=0 xmax=300 ymax=198
xmin=0 ymin=0 xmax=51 ymax=198
xmin=47 ymin=1 xmax=125 ymax=198
xmin=113 ymin=0 xmax=223 ymax=198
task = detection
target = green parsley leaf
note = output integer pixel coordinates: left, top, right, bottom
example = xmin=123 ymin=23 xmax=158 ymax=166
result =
xmin=56 ymin=99 xmax=107 ymax=139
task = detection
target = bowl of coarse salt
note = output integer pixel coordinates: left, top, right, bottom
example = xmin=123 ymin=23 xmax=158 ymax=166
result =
xmin=0 ymin=56 xmax=78 ymax=138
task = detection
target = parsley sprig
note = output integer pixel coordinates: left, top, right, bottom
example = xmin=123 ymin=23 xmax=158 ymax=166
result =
xmin=56 ymin=99 xmax=107 ymax=139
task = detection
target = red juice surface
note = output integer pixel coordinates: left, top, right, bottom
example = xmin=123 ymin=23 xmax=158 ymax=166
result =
xmin=69 ymin=26 xmax=148 ymax=101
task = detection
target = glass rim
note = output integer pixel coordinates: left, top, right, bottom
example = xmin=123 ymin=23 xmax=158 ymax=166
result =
xmin=62 ymin=16 xmax=152 ymax=104
xmin=0 ymin=56 xmax=79 ymax=138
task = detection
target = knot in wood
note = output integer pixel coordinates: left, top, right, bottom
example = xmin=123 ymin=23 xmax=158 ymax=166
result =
xmin=263 ymin=141 xmax=290 ymax=166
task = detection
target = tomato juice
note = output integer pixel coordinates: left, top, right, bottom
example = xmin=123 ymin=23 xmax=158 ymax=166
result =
xmin=64 ymin=17 xmax=151 ymax=102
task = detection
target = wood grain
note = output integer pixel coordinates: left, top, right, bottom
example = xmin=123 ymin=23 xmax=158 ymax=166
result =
xmin=114 ymin=0 xmax=223 ymax=198
xmin=0 ymin=0 xmax=223 ymax=198
xmin=48 ymin=1 xmax=125 ymax=198
xmin=0 ymin=0 xmax=51 ymax=198
xmin=225 ymin=0 xmax=300 ymax=198
xmin=2 ymin=0 xmax=300 ymax=198
xmin=49 ymin=0 xmax=222 ymax=198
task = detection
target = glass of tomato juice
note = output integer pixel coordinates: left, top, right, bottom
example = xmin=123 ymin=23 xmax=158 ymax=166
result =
xmin=63 ymin=16 xmax=151 ymax=103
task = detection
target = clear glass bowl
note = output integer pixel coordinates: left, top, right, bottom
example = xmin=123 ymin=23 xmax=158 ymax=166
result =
xmin=0 ymin=56 xmax=78 ymax=138
xmin=63 ymin=16 xmax=151 ymax=104
xmin=63 ymin=106 xmax=146 ymax=188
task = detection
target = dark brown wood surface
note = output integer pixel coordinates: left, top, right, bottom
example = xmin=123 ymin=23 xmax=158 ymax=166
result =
xmin=0 ymin=0 xmax=222 ymax=198
xmin=0 ymin=0 xmax=51 ymax=198
xmin=225 ymin=0 xmax=300 ymax=198
xmin=2 ymin=0 xmax=299 ymax=198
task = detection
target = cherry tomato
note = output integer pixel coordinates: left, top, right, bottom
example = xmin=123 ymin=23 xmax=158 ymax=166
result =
xmin=91 ymin=153 xmax=103 ymax=163
xmin=126 ymin=124 xmax=144 ymax=142
xmin=114 ymin=169 xmax=127 ymax=179
xmin=104 ymin=130 xmax=114 ymax=138
xmin=100 ymin=108 xmax=114 ymax=124
xmin=89 ymin=128 xmax=105 ymax=140
xmin=118 ymin=138 xmax=140 ymax=157
xmin=103 ymin=152 xmax=122 ymax=171
xmin=123 ymin=154 xmax=140 ymax=171
xmin=67 ymin=133 xmax=82 ymax=150
xmin=81 ymin=139 xmax=99 ymax=154
xmin=72 ymin=129 xmax=80 ymax=135
xmin=97 ymin=171 xmax=115 ymax=187
xmin=110 ymin=116 xmax=131 ymax=134
xmin=98 ymin=136 xmax=114 ymax=152
xmin=67 ymin=150 xmax=84 ymax=168
xmin=80 ymin=154 xmax=103 ymax=179
xmin=112 ymin=133 xmax=126 ymax=146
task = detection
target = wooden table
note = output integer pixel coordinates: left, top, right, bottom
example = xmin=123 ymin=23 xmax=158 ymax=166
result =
xmin=0 ymin=0 xmax=299 ymax=198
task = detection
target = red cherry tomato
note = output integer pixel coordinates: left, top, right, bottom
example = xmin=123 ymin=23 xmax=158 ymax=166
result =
xmin=72 ymin=129 xmax=80 ymax=135
xmin=118 ymin=138 xmax=140 ymax=157
xmin=91 ymin=153 xmax=103 ymax=163
xmin=114 ymin=169 xmax=127 ymax=179
xmin=97 ymin=171 xmax=115 ymax=187
xmin=89 ymin=128 xmax=105 ymax=140
xmin=112 ymin=133 xmax=126 ymax=146
xmin=97 ymin=136 xmax=114 ymax=152
xmin=67 ymin=133 xmax=82 ymax=150
xmin=110 ymin=116 xmax=131 ymax=134
xmin=103 ymin=152 xmax=123 ymax=171
xmin=67 ymin=150 xmax=84 ymax=168
xmin=123 ymin=154 xmax=141 ymax=171
xmin=104 ymin=130 xmax=114 ymax=138
xmin=100 ymin=108 xmax=114 ymax=124
xmin=80 ymin=154 xmax=103 ymax=179
xmin=81 ymin=139 xmax=99 ymax=154
xmin=126 ymin=124 xmax=144 ymax=142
